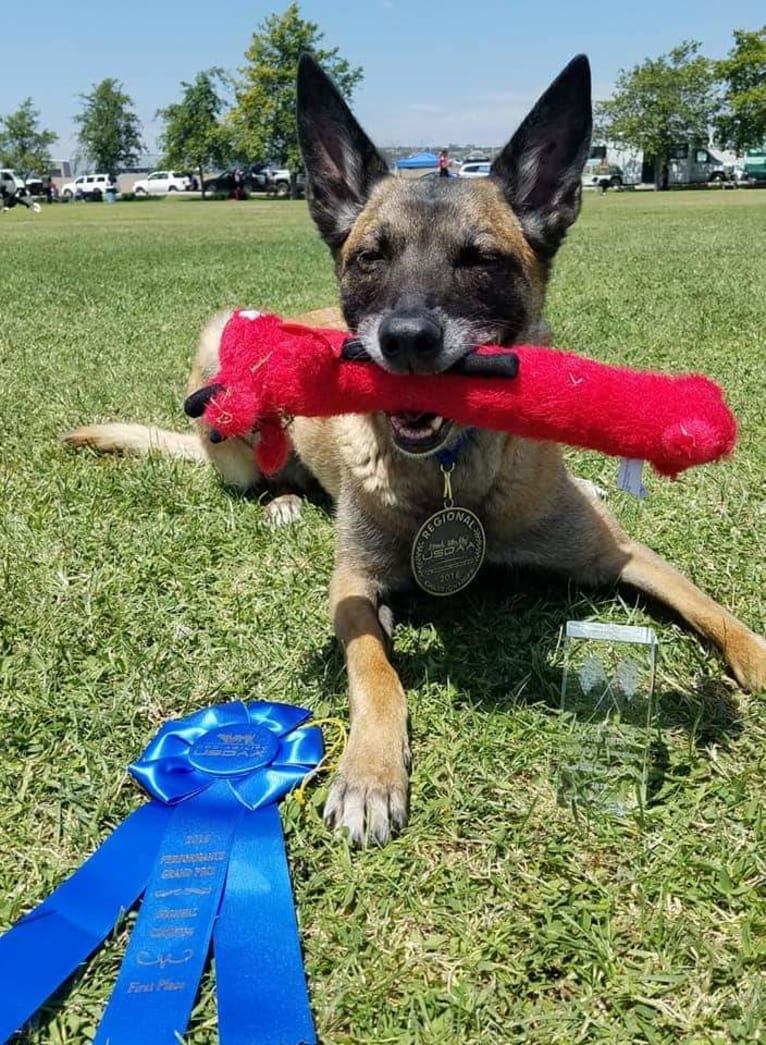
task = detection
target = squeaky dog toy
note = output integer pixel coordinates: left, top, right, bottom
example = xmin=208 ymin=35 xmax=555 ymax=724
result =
xmin=184 ymin=310 xmax=737 ymax=480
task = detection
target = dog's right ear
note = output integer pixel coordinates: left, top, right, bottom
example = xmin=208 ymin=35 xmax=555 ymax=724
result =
xmin=491 ymin=55 xmax=592 ymax=259
xmin=297 ymin=53 xmax=389 ymax=252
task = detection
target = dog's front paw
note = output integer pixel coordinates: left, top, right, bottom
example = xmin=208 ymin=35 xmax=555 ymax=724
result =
xmin=264 ymin=493 xmax=302 ymax=526
xmin=324 ymin=740 xmax=410 ymax=847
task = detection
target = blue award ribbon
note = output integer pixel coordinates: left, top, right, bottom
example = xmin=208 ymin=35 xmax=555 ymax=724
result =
xmin=0 ymin=700 xmax=323 ymax=1045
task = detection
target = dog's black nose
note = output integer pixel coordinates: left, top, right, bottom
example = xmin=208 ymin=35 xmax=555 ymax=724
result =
xmin=378 ymin=310 xmax=443 ymax=371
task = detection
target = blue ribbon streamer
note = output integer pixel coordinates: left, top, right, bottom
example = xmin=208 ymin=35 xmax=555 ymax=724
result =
xmin=215 ymin=804 xmax=316 ymax=1045
xmin=0 ymin=803 xmax=169 ymax=1045
xmin=0 ymin=700 xmax=323 ymax=1045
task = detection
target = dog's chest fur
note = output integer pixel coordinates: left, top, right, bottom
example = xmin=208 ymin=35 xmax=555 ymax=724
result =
xmin=292 ymin=414 xmax=568 ymax=581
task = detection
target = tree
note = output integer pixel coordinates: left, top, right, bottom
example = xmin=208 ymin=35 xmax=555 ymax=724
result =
xmin=74 ymin=79 xmax=143 ymax=176
xmin=158 ymin=69 xmax=231 ymax=197
xmin=715 ymin=26 xmax=766 ymax=154
xmin=229 ymin=2 xmax=363 ymax=194
xmin=595 ymin=41 xmax=719 ymax=189
xmin=0 ymin=99 xmax=57 ymax=175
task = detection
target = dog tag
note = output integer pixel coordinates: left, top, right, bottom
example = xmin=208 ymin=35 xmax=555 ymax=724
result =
xmin=411 ymin=507 xmax=486 ymax=596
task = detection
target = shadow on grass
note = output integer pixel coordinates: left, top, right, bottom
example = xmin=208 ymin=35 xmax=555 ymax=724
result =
xmin=302 ymin=564 xmax=743 ymax=751
xmin=219 ymin=474 xmax=334 ymax=515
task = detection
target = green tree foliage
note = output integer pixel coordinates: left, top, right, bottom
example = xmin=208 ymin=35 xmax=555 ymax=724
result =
xmin=715 ymin=26 xmax=766 ymax=153
xmin=595 ymin=41 xmax=719 ymax=187
xmin=75 ymin=79 xmax=143 ymax=176
xmin=0 ymin=98 xmax=58 ymax=175
xmin=158 ymin=70 xmax=231 ymax=197
xmin=229 ymin=2 xmax=362 ymax=181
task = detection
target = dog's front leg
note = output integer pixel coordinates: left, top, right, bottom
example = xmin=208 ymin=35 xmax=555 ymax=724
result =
xmin=324 ymin=563 xmax=410 ymax=846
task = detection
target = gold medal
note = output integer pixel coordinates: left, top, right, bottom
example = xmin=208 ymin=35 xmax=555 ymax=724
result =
xmin=411 ymin=505 xmax=486 ymax=596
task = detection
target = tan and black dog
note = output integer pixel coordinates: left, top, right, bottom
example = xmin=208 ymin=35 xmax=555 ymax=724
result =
xmin=66 ymin=54 xmax=766 ymax=845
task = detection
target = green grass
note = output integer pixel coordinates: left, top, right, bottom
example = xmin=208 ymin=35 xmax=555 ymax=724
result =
xmin=1 ymin=191 xmax=765 ymax=1043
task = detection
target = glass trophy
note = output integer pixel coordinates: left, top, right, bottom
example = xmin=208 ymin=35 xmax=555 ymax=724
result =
xmin=557 ymin=621 xmax=658 ymax=819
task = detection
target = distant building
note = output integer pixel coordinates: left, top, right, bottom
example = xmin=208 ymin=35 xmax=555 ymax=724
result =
xmin=48 ymin=159 xmax=72 ymax=178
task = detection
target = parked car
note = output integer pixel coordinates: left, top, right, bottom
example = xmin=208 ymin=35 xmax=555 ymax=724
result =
xmin=743 ymin=149 xmax=766 ymax=184
xmin=60 ymin=174 xmax=116 ymax=201
xmin=132 ymin=170 xmax=191 ymax=195
xmin=263 ymin=166 xmax=306 ymax=197
xmin=709 ymin=165 xmax=754 ymax=185
xmin=0 ymin=169 xmax=26 ymax=197
xmin=0 ymin=169 xmax=41 ymax=212
xmin=581 ymin=166 xmax=624 ymax=191
xmin=24 ymin=173 xmax=44 ymax=196
xmin=203 ymin=164 xmax=306 ymax=198
xmin=457 ymin=161 xmax=491 ymax=179
xmin=202 ymin=168 xmax=252 ymax=197
xmin=732 ymin=166 xmax=754 ymax=185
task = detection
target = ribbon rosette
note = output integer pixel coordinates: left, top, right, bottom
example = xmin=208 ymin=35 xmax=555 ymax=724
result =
xmin=0 ymin=701 xmax=323 ymax=1045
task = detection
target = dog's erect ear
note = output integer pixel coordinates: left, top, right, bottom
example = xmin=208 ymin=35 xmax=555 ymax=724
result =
xmin=491 ymin=55 xmax=592 ymax=258
xmin=297 ymin=53 xmax=389 ymax=252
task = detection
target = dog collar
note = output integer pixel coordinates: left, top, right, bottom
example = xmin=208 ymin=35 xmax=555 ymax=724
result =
xmin=436 ymin=429 xmax=473 ymax=470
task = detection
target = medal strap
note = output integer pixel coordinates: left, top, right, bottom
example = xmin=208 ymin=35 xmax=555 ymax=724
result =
xmin=437 ymin=430 xmax=472 ymax=509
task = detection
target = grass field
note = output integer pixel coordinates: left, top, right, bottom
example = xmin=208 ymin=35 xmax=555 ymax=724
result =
xmin=1 ymin=191 xmax=765 ymax=1043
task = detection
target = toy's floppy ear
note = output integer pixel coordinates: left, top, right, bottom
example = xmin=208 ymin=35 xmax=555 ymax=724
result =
xmin=297 ymin=53 xmax=389 ymax=252
xmin=490 ymin=55 xmax=592 ymax=258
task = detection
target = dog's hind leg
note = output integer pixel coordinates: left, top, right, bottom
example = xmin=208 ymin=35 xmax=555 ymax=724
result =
xmin=63 ymin=308 xmax=307 ymax=518
xmin=62 ymin=418 xmax=273 ymax=497
xmin=62 ymin=422 xmax=207 ymax=461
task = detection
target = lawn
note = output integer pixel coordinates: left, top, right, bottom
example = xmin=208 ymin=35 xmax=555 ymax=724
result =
xmin=1 ymin=190 xmax=765 ymax=1043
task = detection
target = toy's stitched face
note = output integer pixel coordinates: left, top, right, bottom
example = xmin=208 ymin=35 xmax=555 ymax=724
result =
xmin=297 ymin=53 xmax=591 ymax=456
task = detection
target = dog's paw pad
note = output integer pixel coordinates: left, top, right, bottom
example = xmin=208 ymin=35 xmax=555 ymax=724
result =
xmin=575 ymin=477 xmax=608 ymax=501
xmin=324 ymin=769 xmax=409 ymax=847
xmin=264 ymin=494 xmax=303 ymax=527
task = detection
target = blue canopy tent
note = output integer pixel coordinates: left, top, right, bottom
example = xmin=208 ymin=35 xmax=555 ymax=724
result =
xmin=395 ymin=151 xmax=440 ymax=170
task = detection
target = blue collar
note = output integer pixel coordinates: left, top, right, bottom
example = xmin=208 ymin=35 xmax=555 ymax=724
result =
xmin=436 ymin=429 xmax=472 ymax=470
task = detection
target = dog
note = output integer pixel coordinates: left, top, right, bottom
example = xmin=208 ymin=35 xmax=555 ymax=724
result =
xmin=0 ymin=171 xmax=41 ymax=215
xmin=65 ymin=53 xmax=766 ymax=846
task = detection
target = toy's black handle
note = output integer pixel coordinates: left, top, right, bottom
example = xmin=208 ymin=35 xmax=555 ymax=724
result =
xmin=340 ymin=338 xmax=519 ymax=378
xmin=184 ymin=383 xmax=222 ymax=419
xmin=184 ymin=383 xmax=226 ymax=442
xmin=455 ymin=352 xmax=519 ymax=379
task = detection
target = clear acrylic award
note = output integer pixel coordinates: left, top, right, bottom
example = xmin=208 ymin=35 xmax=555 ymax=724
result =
xmin=558 ymin=621 xmax=659 ymax=819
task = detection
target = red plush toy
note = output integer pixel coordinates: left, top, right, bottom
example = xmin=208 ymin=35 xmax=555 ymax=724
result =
xmin=184 ymin=310 xmax=737 ymax=481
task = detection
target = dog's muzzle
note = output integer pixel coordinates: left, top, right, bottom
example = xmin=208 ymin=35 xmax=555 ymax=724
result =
xmin=340 ymin=335 xmax=519 ymax=457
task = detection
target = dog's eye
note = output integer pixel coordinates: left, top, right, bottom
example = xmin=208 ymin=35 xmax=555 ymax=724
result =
xmin=356 ymin=249 xmax=385 ymax=271
xmin=454 ymin=244 xmax=505 ymax=268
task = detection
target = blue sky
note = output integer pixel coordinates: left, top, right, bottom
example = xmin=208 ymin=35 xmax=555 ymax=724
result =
xmin=3 ymin=1 xmax=763 ymax=162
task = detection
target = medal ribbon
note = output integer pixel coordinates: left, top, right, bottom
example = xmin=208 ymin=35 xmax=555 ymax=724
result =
xmin=0 ymin=700 xmax=323 ymax=1045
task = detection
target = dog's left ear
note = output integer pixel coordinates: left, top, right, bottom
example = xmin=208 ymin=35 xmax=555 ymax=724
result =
xmin=297 ymin=53 xmax=389 ymax=252
xmin=491 ymin=55 xmax=592 ymax=258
